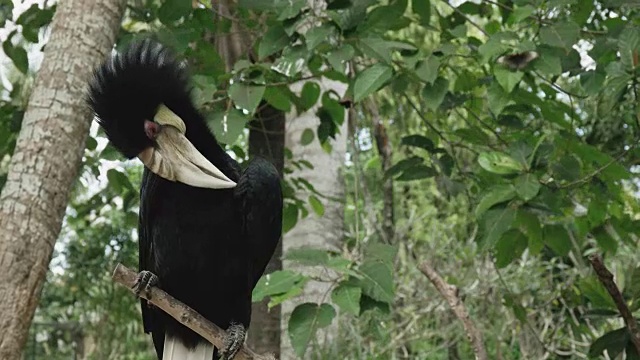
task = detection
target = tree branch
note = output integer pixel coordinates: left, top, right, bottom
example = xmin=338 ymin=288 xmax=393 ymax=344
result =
xmin=588 ymin=254 xmax=640 ymax=355
xmin=418 ymin=262 xmax=488 ymax=360
xmin=111 ymin=264 xmax=275 ymax=360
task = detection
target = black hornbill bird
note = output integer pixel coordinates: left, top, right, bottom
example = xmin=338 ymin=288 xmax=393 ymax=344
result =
xmin=87 ymin=39 xmax=283 ymax=360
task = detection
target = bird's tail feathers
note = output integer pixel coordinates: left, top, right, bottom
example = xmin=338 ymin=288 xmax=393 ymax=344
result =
xmin=163 ymin=334 xmax=215 ymax=360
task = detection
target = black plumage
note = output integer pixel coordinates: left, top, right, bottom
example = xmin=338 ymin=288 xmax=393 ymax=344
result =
xmin=87 ymin=39 xmax=282 ymax=359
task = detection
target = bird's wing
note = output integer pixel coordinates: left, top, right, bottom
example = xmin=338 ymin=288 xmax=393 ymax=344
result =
xmin=139 ymin=168 xmax=157 ymax=335
xmin=234 ymin=157 xmax=283 ymax=289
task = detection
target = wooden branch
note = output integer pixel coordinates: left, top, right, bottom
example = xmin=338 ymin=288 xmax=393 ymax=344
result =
xmin=588 ymin=254 xmax=640 ymax=354
xmin=418 ymin=262 xmax=488 ymax=360
xmin=111 ymin=263 xmax=275 ymax=360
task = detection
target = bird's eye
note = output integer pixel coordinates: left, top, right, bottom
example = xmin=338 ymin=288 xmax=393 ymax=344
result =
xmin=144 ymin=120 xmax=161 ymax=140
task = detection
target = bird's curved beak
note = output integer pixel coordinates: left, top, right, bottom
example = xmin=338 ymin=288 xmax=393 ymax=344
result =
xmin=137 ymin=105 xmax=236 ymax=189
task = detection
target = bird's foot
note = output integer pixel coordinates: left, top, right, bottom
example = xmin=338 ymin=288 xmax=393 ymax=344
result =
xmin=132 ymin=270 xmax=159 ymax=299
xmin=219 ymin=323 xmax=246 ymax=360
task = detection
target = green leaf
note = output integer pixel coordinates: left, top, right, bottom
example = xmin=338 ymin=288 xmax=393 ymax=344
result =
xmin=515 ymin=210 xmax=543 ymax=254
xmin=593 ymin=226 xmax=617 ymax=254
xmin=480 ymin=208 xmax=516 ymax=250
xmin=494 ymin=68 xmax=523 ymax=93
xmin=285 ymin=248 xmax=331 ymax=266
xmin=206 ymin=108 xmax=248 ymax=145
xmin=479 ymin=35 xmax=509 ymax=63
xmin=3 ymin=40 xmax=28 ymax=74
xmin=16 ymin=5 xmax=53 ymax=42
xmin=158 ymin=0 xmax=192 ymax=24
xmin=282 ymin=203 xmax=299 ymax=233
xmin=475 ymin=184 xmax=516 ymax=217
xmin=308 ymin=195 xmax=325 ymax=216
xmin=494 ymin=229 xmax=528 ymax=268
xmin=358 ymin=37 xmax=393 ymax=63
xmin=508 ymin=5 xmax=535 ymax=24
xmin=264 ymin=86 xmax=292 ymax=112
xmin=552 ymin=155 xmax=581 ymax=182
xmin=580 ymin=70 xmax=606 ymax=95
xmin=412 ymin=0 xmax=431 ymax=26
xmin=85 ymin=136 xmax=97 ymax=151
xmin=331 ymin=283 xmax=361 ymax=316
xmin=401 ymin=134 xmax=435 ymax=151
xmin=618 ymin=26 xmax=640 ymax=70
xmin=515 ymin=173 xmax=540 ymax=201
xmin=276 ymin=0 xmax=307 ymax=20
xmin=288 ymin=303 xmax=336 ymax=357
xmin=191 ymin=75 xmax=218 ymax=108
xmin=588 ymin=327 xmax=629 ymax=359
xmin=415 ymin=55 xmax=440 ymax=84
xmin=579 ymin=276 xmax=617 ymax=310
xmin=358 ymin=260 xmax=394 ymax=303
xmin=454 ymin=127 xmax=490 ymax=145
xmin=395 ymin=165 xmax=436 ymax=181
xmin=363 ymin=0 xmax=408 ymax=31
xmin=534 ymin=51 xmax=562 ymax=76
xmin=387 ymin=156 xmax=423 ymax=178
xmin=252 ymin=270 xmax=305 ymax=302
xmin=587 ymin=196 xmax=607 ymax=227
xmin=478 ymin=151 xmax=524 ymax=175
xmin=364 ymin=242 xmax=397 ymax=263
xmin=353 ymin=64 xmax=393 ymax=103
xmin=543 ymin=224 xmax=571 ymax=256
xmin=106 ymin=169 xmax=132 ymax=193
xmin=487 ymin=81 xmax=509 ymax=114
xmin=422 ymin=77 xmax=449 ymax=110
xmin=300 ymin=82 xmax=321 ymax=111
xmin=258 ymin=25 xmax=290 ymax=59
xmin=228 ymin=83 xmax=265 ymax=114
xmin=327 ymin=257 xmax=356 ymax=276
xmin=300 ymin=128 xmax=314 ymax=145
xmin=305 ymin=24 xmax=334 ymax=50
xmin=326 ymin=44 xmax=355 ymax=72
xmin=625 ymin=266 xmax=640 ymax=301
xmin=268 ymin=281 xmax=306 ymax=308
xmin=540 ymin=22 xmax=580 ymax=50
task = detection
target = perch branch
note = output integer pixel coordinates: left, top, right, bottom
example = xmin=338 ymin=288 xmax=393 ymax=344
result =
xmin=588 ymin=254 xmax=640 ymax=354
xmin=111 ymin=263 xmax=274 ymax=360
xmin=418 ymin=261 xmax=488 ymax=360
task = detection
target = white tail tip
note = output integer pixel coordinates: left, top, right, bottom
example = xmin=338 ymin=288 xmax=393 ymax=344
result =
xmin=163 ymin=333 xmax=215 ymax=360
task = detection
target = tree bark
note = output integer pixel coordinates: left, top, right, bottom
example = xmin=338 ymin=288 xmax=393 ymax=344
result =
xmin=280 ymin=77 xmax=348 ymax=359
xmin=0 ymin=1 xmax=125 ymax=358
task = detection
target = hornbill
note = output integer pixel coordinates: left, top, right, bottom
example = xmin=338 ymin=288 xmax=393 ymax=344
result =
xmin=87 ymin=39 xmax=283 ymax=360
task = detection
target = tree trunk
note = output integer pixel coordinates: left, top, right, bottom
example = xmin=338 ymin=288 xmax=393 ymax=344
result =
xmin=280 ymin=78 xmax=348 ymax=359
xmin=0 ymin=1 xmax=125 ymax=358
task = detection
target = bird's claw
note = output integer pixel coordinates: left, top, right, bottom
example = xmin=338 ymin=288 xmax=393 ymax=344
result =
xmin=132 ymin=270 xmax=159 ymax=299
xmin=219 ymin=323 xmax=246 ymax=360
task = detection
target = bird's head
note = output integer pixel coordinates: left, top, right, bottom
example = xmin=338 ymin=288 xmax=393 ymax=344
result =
xmin=87 ymin=39 xmax=235 ymax=189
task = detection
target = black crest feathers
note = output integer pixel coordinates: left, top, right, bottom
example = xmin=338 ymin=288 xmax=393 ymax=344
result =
xmin=87 ymin=39 xmax=192 ymax=158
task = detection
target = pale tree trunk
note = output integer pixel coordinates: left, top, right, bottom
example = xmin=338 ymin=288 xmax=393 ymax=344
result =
xmin=280 ymin=77 xmax=348 ymax=359
xmin=0 ymin=1 xmax=125 ymax=358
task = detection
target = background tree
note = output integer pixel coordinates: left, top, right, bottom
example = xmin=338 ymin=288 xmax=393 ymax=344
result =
xmin=0 ymin=0 xmax=125 ymax=358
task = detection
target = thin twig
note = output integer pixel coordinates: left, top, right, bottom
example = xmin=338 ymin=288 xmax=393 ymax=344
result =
xmin=557 ymin=147 xmax=631 ymax=189
xmin=588 ymin=254 xmax=640 ymax=355
xmin=111 ymin=263 xmax=275 ymax=360
xmin=418 ymin=261 xmax=488 ymax=360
